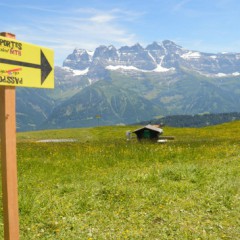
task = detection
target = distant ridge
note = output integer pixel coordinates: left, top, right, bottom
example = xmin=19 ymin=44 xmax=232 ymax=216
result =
xmin=138 ymin=112 xmax=240 ymax=128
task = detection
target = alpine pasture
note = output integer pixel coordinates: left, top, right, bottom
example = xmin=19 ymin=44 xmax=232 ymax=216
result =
xmin=0 ymin=122 xmax=240 ymax=239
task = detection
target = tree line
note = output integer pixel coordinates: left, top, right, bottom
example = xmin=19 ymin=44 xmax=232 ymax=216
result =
xmin=139 ymin=112 xmax=240 ymax=128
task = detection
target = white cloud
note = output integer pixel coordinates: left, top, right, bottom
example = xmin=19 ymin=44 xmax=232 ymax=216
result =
xmin=0 ymin=5 xmax=140 ymax=66
xmin=89 ymin=14 xmax=116 ymax=23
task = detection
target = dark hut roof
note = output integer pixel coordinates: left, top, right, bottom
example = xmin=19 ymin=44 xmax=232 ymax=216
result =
xmin=132 ymin=124 xmax=163 ymax=134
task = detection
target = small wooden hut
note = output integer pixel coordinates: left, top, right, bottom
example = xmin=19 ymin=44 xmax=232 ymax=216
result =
xmin=132 ymin=124 xmax=163 ymax=141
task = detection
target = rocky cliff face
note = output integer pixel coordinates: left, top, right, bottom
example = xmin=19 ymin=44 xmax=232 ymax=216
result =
xmin=63 ymin=40 xmax=240 ymax=77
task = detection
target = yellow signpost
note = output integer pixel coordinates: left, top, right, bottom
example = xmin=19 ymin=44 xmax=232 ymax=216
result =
xmin=0 ymin=36 xmax=54 ymax=88
xmin=0 ymin=32 xmax=54 ymax=240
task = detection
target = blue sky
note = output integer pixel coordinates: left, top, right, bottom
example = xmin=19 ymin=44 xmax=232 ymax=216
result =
xmin=1 ymin=0 xmax=240 ymax=66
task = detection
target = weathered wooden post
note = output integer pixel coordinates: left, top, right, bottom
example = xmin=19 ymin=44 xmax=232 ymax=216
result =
xmin=0 ymin=32 xmax=20 ymax=240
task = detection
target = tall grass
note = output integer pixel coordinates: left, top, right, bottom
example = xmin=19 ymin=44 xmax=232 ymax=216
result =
xmin=0 ymin=122 xmax=240 ymax=239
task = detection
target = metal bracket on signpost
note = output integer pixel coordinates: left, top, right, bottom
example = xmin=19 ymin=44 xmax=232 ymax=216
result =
xmin=0 ymin=32 xmax=20 ymax=240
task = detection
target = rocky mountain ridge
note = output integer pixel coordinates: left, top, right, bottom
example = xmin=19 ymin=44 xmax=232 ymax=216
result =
xmin=63 ymin=40 xmax=240 ymax=78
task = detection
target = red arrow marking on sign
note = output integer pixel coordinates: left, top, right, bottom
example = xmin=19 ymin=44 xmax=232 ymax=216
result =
xmin=6 ymin=68 xmax=22 ymax=75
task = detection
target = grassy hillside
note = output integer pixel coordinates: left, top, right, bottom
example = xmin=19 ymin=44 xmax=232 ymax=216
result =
xmin=1 ymin=122 xmax=240 ymax=239
xmin=33 ymin=69 xmax=240 ymax=132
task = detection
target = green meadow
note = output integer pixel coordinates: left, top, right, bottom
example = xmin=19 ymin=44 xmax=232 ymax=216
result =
xmin=1 ymin=122 xmax=240 ymax=239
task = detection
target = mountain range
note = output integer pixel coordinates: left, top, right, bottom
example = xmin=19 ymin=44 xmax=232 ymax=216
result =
xmin=16 ymin=40 xmax=240 ymax=131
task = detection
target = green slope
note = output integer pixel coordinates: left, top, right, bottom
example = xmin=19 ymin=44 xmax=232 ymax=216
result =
xmin=16 ymin=67 xmax=240 ymax=131
xmin=12 ymin=122 xmax=240 ymax=239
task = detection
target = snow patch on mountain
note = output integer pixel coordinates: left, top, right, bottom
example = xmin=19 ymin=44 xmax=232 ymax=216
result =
xmin=181 ymin=51 xmax=201 ymax=59
xmin=214 ymin=72 xmax=240 ymax=77
xmin=86 ymin=50 xmax=94 ymax=57
xmin=153 ymin=64 xmax=174 ymax=72
xmin=72 ymin=68 xmax=89 ymax=76
xmin=62 ymin=66 xmax=72 ymax=72
xmin=88 ymin=78 xmax=95 ymax=84
xmin=62 ymin=66 xmax=89 ymax=76
xmin=210 ymin=55 xmax=217 ymax=59
xmin=203 ymin=71 xmax=240 ymax=78
xmin=232 ymin=72 xmax=240 ymax=76
xmin=106 ymin=65 xmax=140 ymax=71
xmin=147 ymin=52 xmax=157 ymax=63
xmin=105 ymin=65 xmax=173 ymax=73
xmin=216 ymin=73 xmax=227 ymax=77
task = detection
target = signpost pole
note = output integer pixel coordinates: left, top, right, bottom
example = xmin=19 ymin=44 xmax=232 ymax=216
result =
xmin=0 ymin=32 xmax=20 ymax=240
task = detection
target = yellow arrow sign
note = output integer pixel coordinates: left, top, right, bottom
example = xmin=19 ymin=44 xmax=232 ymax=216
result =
xmin=0 ymin=36 xmax=54 ymax=88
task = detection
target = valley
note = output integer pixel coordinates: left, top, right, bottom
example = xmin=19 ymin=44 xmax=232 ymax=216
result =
xmin=16 ymin=40 xmax=240 ymax=131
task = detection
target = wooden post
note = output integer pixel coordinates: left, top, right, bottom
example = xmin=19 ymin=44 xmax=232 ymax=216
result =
xmin=0 ymin=32 xmax=20 ymax=240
